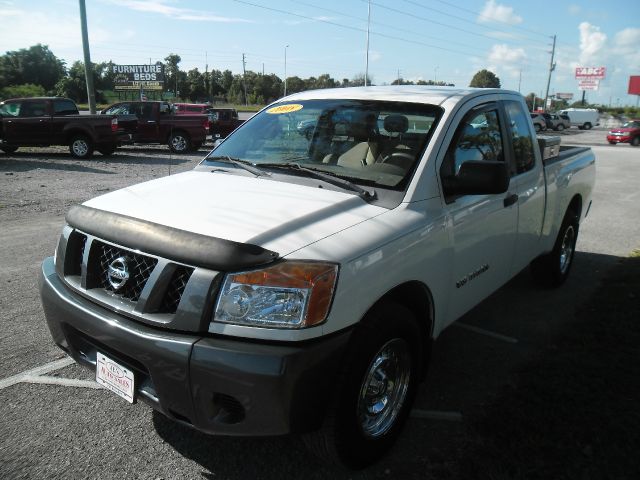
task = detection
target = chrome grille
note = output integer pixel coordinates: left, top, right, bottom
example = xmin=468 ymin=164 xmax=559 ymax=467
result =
xmin=95 ymin=242 xmax=158 ymax=301
xmin=161 ymin=266 xmax=193 ymax=314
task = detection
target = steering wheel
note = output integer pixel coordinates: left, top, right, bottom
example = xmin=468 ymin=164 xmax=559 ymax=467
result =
xmin=380 ymin=151 xmax=414 ymax=169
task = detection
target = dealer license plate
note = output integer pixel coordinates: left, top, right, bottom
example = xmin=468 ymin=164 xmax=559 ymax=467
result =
xmin=96 ymin=352 xmax=135 ymax=403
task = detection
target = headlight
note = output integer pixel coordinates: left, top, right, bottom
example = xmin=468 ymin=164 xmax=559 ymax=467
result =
xmin=213 ymin=261 xmax=339 ymax=329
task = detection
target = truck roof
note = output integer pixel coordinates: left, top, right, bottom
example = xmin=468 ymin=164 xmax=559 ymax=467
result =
xmin=282 ymin=85 xmax=519 ymax=106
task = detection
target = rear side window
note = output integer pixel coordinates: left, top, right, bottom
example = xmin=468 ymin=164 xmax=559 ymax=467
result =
xmin=20 ymin=101 xmax=48 ymax=117
xmin=53 ymin=100 xmax=77 ymax=116
xmin=504 ymin=100 xmax=535 ymax=174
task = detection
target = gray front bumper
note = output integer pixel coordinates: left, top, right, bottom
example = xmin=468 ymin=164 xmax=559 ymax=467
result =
xmin=40 ymin=257 xmax=351 ymax=436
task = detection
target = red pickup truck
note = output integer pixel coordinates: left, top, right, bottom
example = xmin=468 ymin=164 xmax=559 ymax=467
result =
xmin=101 ymin=101 xmax=209 ymax=153
xmin=0 ymin=97 xmax=137 ymax=158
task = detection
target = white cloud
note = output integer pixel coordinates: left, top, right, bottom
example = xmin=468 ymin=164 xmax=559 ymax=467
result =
xmin=478 ymin=0 xmax=522 ymax=25
xmin=578 ymin=22 xmax=607 ymax=65
xmin=568 ymin=5 xmax=581 ymax=16
xmin=614 ymin=28 xmax=640 ymax=70
xmin=102 ymin=0 xmax=253 ymax=23
xmin=488 ymin=44 xmax=526 ymax=65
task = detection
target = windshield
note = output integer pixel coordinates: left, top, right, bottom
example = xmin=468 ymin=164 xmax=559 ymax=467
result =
xmin=202 ymin=99 xmax=441 ymax=190
xmin=621 ymin=121 xmax=640 ymax=129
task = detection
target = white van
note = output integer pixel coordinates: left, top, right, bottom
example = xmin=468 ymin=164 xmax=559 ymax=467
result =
xmin=559 ymin=108 xmax=600 ymax=130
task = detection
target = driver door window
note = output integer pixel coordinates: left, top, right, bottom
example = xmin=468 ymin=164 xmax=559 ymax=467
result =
xmin=445 ymin=110 xmax=504 ymax=176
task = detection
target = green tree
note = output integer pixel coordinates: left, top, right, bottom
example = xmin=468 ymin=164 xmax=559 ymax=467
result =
xmin=164 ymin=53 xmax=181 ymax=95
xmin=0 ymin=83 xmax=45 ymax=99
xmin=186 ymin=68 xmax=205 ymax=101
xmin=0 ymin=44 xmax=66 ymax=91
xmin=469 ymin=69 xmax=501 ymax=88
xmin=55 ymin=61 xmax=105 ymax=103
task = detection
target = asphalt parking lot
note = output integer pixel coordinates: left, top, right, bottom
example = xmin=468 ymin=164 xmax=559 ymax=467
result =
xmin=0 ymin=128 xmax=639 ymax=479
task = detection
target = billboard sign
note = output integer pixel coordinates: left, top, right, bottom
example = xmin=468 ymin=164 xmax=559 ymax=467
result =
xmin=628 ymin=76 xmax=640 ymax=95
xmin=555 ymin=92 xmax=574 ymax=100
xmin=575 ymin=66 xmax=606 ymax=80
xmin=113 ymin=64 xmax=164 ymax=91
xmin=578 ymin=79 xmax=599 ymax=91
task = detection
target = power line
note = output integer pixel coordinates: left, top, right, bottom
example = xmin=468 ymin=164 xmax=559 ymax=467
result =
xmin=287 ymin=0 xmax=489 ymax=55
xmin=431 ymin=0 xmax=550 ymax=39
xmin=230 ymin=0 xmax=509 ymax=59
xmin=399 ymin=0 xmax=547 ymax=49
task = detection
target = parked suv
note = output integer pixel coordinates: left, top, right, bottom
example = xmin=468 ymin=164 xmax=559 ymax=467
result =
xmin=607 ymin=120 xmax=640 ymax=146
xmin=543 ymin=113 xmax=571 ymax=131
xmin=530 ymin=113 xmax=546 ymax=133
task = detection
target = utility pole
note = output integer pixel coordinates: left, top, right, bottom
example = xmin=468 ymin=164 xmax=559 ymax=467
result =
xmin=397 ymin=68 xmax=401 ymax=85
xmin=543 ymin=34 xmax=556 ymax=112
xmin=364 ymin=0 xmax=371 ymax=86
xmin=205 ymin=51 xmax=209 ymax=101
xmin=78 ymin=0 xmax=96 ymax=113
xmin=518 ymin=69 xmax=522 ymax=92
xmin=284 ymin=45 xmax=289 ymax=96
xmin=242 ymin=53 xmax=248 ymax=106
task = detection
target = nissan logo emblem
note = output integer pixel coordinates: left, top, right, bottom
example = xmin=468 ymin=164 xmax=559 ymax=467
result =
xmin=107 ymin=257 xmax=130 ymax=290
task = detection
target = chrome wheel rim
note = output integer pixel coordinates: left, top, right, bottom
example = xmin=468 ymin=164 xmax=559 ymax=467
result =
xmin=559 ymin=225 xmax=575 ymax=274
xmin=171 ymin=135 xmax=187 ymax=151
xmin=357 ymin=338 xmax=411 ymax=438
xmin=72 ymin=140 xmax=88 ymax=156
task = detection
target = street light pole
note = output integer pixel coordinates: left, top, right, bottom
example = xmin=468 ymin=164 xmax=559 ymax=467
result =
xmin=365 ymin=0 xmax=370 ymax=86
xmin=78 ymin=0 xmax=96 ymax=113
xmin=284 ymin=44 xmax=289 ymax=97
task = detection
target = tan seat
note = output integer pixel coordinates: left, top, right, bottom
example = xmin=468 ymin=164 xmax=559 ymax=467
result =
xmin=335 ymin=120 xmax=378 ymax=169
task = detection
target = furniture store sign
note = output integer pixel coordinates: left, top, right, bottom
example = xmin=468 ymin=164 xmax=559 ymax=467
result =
xmin=113 ymin=64 xmax=165 ymax=91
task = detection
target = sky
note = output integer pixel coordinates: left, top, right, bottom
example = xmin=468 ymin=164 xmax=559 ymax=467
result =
xmin=1 ymin=0 xmax=639 ymax=106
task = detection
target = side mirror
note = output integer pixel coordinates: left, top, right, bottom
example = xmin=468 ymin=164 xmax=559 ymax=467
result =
xmin=442 ymin=160 xmax=509 ymax=197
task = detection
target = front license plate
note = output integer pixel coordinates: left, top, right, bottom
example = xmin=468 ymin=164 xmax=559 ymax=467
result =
xmin=96 ymin=352 xmax=135 ymax=403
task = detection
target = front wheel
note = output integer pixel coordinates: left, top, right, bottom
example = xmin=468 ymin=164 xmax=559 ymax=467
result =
xmin=69 ymin=135 xmax=94 ymax=159
xmin=530 ymin=209 xmax=579 ymax=288
xmin=168 ymin=132 xmax=191 ymax=153
xmin=631 ymin=136 xmax=640 ymax=147
xmin=304 ymin=301 xmax=422 ymax=469
xmin=555 ymin=124 xmax=565 ymax=131
xmin=534 ymin=124 xmax=541 ymax=133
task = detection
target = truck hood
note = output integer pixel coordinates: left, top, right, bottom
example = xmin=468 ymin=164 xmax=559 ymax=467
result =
xmin=609 ymin=128 xmax=637 ymax=134
xmin=83 ymin=170 xmax=387 ymax=256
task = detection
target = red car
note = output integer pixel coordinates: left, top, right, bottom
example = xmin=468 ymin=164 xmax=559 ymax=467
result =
xmin=607 ymin=120 xmax=640 ymax=146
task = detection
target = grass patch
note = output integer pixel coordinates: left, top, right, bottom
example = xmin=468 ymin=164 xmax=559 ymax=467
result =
xmin=455 ymin=254 xmax=640 ymax=480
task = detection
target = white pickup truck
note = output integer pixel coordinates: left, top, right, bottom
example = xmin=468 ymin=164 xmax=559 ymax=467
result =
xmin=40 ymin=86 xmax=595 ymax=468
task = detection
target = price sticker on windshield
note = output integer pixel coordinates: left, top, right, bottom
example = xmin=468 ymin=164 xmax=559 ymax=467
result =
xmin=266 ymin=104 xmax=303 ymax=114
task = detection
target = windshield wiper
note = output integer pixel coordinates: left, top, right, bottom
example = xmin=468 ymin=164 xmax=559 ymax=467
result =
xmin=207 ymin=155 xmax=271 ymax=177
xmin=261 ymin=162 xmax=376 ymax=200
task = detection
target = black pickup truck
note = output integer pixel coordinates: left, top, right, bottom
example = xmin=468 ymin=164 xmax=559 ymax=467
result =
xmin=0 ymin=97 xmax=137 ymax=158
xmin=209 ymin=108 xmax=244 ymax=139
xmin=101 ymin=101 xmax=209 ymax=153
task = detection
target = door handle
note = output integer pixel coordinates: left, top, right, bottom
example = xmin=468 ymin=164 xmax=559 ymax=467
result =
xmin=503 ymin=193 xmax=518 ymax=207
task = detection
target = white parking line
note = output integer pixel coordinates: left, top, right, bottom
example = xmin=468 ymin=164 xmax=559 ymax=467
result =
xmin=453 ymin=322 xmax=519 ymax=344
xmin=0 ymin=357 xmax=75 ymax=390
xmin=411 ymin=409 xmax=463 ymax=421
xmin=22 ymin=375 xmax=102 ymax=390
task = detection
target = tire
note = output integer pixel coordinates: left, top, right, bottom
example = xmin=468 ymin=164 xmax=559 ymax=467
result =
xmin=98 ymin=146 xmax=116 ymax=156
xmin=584 ymin=122 xmax=592 ymax=130
xmin=555 ymin=124 xmax=565 ymax=131
xmin=631 ymin=136 xmax=640 ymax=147
xmin=69 ymin=135 xmax=93 ymax=159
xmin=0 ymin=145 xmax=18 ymax=154
xmin=304 ymin=301 xmax=423 ymax=469
xmin=168 ymin=131 xmax=191 ymax=153
xmin=534 ymin=124 xmax=541 ymax=133
xmin=530 ymin=209 xmax=579 ymax=288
